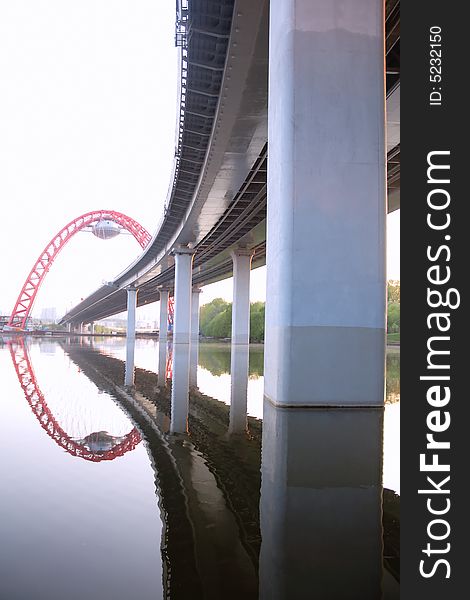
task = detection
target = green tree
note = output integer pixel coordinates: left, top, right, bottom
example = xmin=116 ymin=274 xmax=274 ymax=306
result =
xmin=199 ymin=298 xmax=267 ymax=340
xmin=250 ymin=302 xmax=265 ymax=342
xmin=387 ymin=280 xmax=400 ymax=304
xmin=200 ymin=298 xmax=229 ymax=336
xmin=206 ymin=305 xmax=232 ymax=338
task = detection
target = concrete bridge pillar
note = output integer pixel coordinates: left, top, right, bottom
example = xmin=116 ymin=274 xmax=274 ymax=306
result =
xmin=265 ymin=0 xmax=386 ymax=407
xmin=158 ymin=287 xmax=169 ymax=342
xmin=89 ymin=322 xmax=95 ymax=335
xmin=170 ymin=245 xmax=195 ymax=432
xmin=173 ymin=246 xmax=195 ymax=345
xmin=231 ymin=249 xmax=253 ymax=345
xmin=126 ymin=286 xmax=137 ymax=341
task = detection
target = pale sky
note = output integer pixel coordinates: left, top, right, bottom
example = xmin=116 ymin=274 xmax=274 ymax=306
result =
xmin=0 ymin=1 xmax=400 ymax=321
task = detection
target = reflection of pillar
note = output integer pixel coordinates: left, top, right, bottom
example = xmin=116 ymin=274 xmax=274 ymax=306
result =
xmin=189 ymin=287 xmax=201 ymax=388
xmin=173 ymin=246 xmax=195 ymax=344
xmin=229 ymin=344 xmax=249 ymax=433
xmin=157 ymin=341 xmax=167 ymax=388
xmin=191 ymin=288 xmax=201 ymax=341
xmin=158 ymin=287 xmax=169 ymax=342
xmin=259 ymin=402 xmax=384 ymax=599
xmin=171 ymin=342 xmax=191 ymax=433
xmin=126 ymin=286 xmax=137 ymax=341
xmin=124 ymin=336 xmax=135 ymax=387
xmin=265 ymin=0 xmax=386 ymax=406
xmin=189 ymin=339 xmax=198 ymax=388
xmin=231 ymin=249 xmax=253 ymax=345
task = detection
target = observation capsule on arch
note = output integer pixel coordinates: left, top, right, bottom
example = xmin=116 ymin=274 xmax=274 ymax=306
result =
xmin=92 ymin=219 xmax=121 ymax=240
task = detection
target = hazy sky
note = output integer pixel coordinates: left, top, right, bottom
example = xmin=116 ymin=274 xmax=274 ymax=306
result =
xmin=0 ymin=1 xmax=399 ymax=321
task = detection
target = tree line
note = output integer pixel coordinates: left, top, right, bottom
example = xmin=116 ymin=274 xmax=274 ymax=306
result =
xmin=387 ymin=280 xmax=400 ymax=334
xmin=200 ymin=298 xmax=265 ymax=342
xmin=200 ymin=281 xmax=399 ymax=341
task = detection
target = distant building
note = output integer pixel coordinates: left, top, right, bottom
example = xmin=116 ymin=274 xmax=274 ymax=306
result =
xmin=40 ymin=307 xmax=58 ymax=323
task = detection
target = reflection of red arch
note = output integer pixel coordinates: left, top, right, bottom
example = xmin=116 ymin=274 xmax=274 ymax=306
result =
xmin=166 ymin=344 xmax=173 ymax=381
xmin=8 ymin=210 xmax=151 ymax=330
xmin=8 ymin=338 xmax=141 ymax=462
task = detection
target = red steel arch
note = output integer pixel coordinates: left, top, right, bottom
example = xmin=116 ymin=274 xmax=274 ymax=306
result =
xmin=8 ymin=338 xmax=141 ymax=462
xmin=7 ymin=210 xmax=152 ymax=330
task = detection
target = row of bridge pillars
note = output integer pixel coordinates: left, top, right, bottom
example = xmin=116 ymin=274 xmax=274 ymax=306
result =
xmin=72 ymin=0 xmax=386 ymax=410
xmin=121 ymin=0 xmax=389 ymax=594
xmin=67 ymin=322 xmax=95 ymax=335
xmin=123 ymin=244 xmax=253 ymax=436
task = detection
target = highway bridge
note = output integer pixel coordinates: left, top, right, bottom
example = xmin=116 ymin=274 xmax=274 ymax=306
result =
xmin=4 ymin=3 xmax=400 ymax=594
xmin=58 ymin=0 xmax=400 ymax=372
xmin=22 ymin=0 xmax=396 ymax=426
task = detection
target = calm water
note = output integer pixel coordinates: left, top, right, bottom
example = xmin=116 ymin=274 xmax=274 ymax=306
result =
xmin=0 ymin=336 xmax=400 ymax=599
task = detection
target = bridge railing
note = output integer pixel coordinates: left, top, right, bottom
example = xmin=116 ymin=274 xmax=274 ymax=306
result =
xmin=175 ymin=0 xmax=189 ymax=48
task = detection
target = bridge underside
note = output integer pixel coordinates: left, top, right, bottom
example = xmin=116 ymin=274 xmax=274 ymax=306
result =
xmin=60 ymin=0 xmax=400 ymax=327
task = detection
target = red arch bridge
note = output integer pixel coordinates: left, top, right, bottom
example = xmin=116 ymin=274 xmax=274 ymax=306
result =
xmin=5 ymin=210 xmax=173 ymax=331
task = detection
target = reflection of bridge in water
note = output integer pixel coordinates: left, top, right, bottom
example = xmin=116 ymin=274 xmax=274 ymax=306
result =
xmin=62 ymin=340 xmax=400 ymax=597
xmin=8 ymin=338 xmax=141 ymax=462
xmin=63 ymin=340 xmax=262 ymax=599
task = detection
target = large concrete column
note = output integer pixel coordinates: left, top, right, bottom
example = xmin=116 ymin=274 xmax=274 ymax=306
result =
xmin=231 ymin=249 xmax=253 ymax=345
xmin=126 ymin=286 xmax=138 ymax=341
xmin=158 ymin=287 xmax=169 ymax=342
xmin=171 ymin=246 xmax=194 ymax=432
xmin=90 ymin=322 xmax=95 ymax=335
xmin=259 ymin=403 xmax=384 ymax=599
xmin=265 ymin=0 xmax=386 ymax=407
xmin=173 ymin=246 xmax=195 ymax=344
xmin=124 ymin=286 xmax=138 ymax=387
